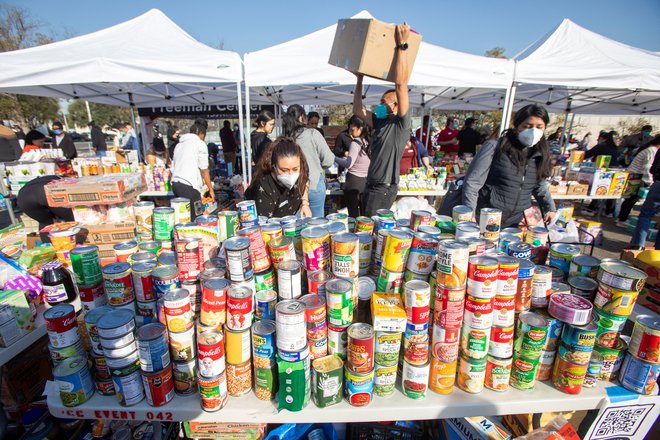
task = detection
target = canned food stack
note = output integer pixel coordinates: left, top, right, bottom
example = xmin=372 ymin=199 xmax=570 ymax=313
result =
xmin=138 ymin=323 xmax=175 ymax=407
xmin=376 ymin=229 xmax=413 ymax=295
xmin=97 ymin=309 xmax=145 ymax=406
xmin=301 ymin=294 xmax=328 ymax=360
xmin=522 ymin=225 xmax=550 ymax=264
xmin=252 ymin=319 xmax=278 ymax=401
xmin=83 ymin=306 xmax=115 ymax=395
xmin=331 ymin=231 xmax=361 ymax=310
xmin=370 ymin=213 xmax=396 ymax=277
xmin=401 ymin=280 xmax=432 ymax=399
xmin=218 ymin=210 xmax=239 ymax=242
xmin=153 ymin=207 xmax=176 ymax=244
xmin=548 ymin=244 xmax=581 ymax=282
xmin=533 ymin=309 xmax=563 ymax=382
xmin=70 ymin=245 xmax=107 ymax=314
xmin=237 ymin=200 xmax=259 ymax=229
xmin=196 ymin=329 xmax=228 ymax=411
xmin=511 ymin=311 xmax=549 ymax=391
xmin=276 ymin=299 xmax=311 ymax=412
xmin=163 ymin=288 xmax=198 ymax=397
xmin=479 ymin=208 xmax=502 ymax=244
xmin=133 ymin=201 xmax=155 ymax=241
xmin=619 ymin=315 xmax=660 ymax=395
xmin=225 ymin=284 xmax=254 ymax=398
xmin=45 ymin=304 xmax=86 ymax=369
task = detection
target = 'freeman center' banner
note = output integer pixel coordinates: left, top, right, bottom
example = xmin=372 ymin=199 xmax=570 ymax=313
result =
xmin=138 ymin=104 xmax=277 ymax=119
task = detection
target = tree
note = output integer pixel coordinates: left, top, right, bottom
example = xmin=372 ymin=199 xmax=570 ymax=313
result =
xmin=485 ymin=47 xmax=507 ymax=59
xmin=617 ymin=117 xmax=651 ymax=137
xmin=0 ymin=4 xmax=59 ymax=127
xmin=67 ymin=100 xmax=131 ymax=129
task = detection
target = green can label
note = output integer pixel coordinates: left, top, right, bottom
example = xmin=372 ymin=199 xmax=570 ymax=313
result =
xmin=510 ymin=354 xmax=539 ymax=390
xmin=219 ymin=212 xmax=238 ymax=241
xmin=277 ymin=356 xmax=310 ymax=412
xmin=515 ymin=323 xmax=548 ymax=359
xmin=311 ymin=355 xmax=343 ymax=408
xmin=153 ymin=209 xmax=174 ymax=241
xmin=254 ymin=366 xmax=277 ymax=401
xmin=70 ymin=248 xmax=102 ymax=286
xmin=255 ymin=269 xmax=276 ymax=293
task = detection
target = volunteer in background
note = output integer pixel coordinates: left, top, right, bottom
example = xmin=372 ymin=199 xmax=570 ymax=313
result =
xmin=436 ymin=117 xmax=460 ymax=154
xmin=462 ymin=104 xmax=556 ymax=228
xmin=457 ymin=117 xmax=481 ymax=156
xmin=251 ymin=110 xmax=276 ymax=166
xmin=170 ymin=122 xmax=215 ymax=220
xmin=0 ymin=122 xmax=22 ymax=162
xmin=334 ymin=115 xmax=370 ymax=218
xmin=88 ymin=121 xmax=107 ymax=154
xmin=352 ymin=22 xmax=412 ymax=216
xmin=283 ymin=104 xmax=334 ymax=217
xmin=23 ymin=130 xmax=47 ymax=153
xmin=630 ymin=148 xmax=660 ymax=249
xmin=17 ymin=175 xmax=74 ymax=232
xmin=584 ymin=131 xmax=622 ymax=166
xmin=415 ymin=115 xmax=433 ymax=151
xmin=220 ymin=120 xmax=238 ymax=172
xmin=620 ymin=124 xmax=653 ymax=165
xmin=307 ymin=111 xmax=325 ymax=137
xmin=51 ymin=121 xmax=77 ymax=159
xmin=617 ymin=135 xmax=660 ymax=226
xmin=400 ymin=134 xmax=434 ymax=175
xmin=245 ymin=137 xmax=311 ymax=218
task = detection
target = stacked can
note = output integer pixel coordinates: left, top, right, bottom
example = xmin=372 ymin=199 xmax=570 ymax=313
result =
xmin=301 ymin=294 xmax=328 ymax=360
xmin=199 ymin=277 xmax=229 ymax=330
xmin=96 ymin=309 xmax=145 ymax=406
xmin=83 ymin=307 xmax=114 ymax=395
xmin=225 ymin=285 xmax=254 ymax=397
xmin=174 ymin=237 xmax=203 ymax=282
xmin=161 ymin=288 xmax=197 ymax=397
xmin=405 ymin=232 xmax=439 ymax=286
xmin=618 ymin=315 xmax=660 ymax=395
xmin=331 ymin=232 xmax=360 ymax=310
xmin=401 ymin=280 xmax=431 ymax=399
xmin=276 ymin=300 xmax=310 ymax=411
xmin=134 ymin=201 xmax=155 ymax=241
xmin=371 ymin=217 xmax=395 ymax=277
xmin=551 ymin=321 xmax=597 ymax=394
xmin=132 ymin=261 xmax=159 ymax=325
xmin=455 ymin=255 xmax=496 ymax=394
xmin=238 ymin=227 xmax=273 ymax=298
xmin=301 ymin=226 xmax=331 ymax=273
xmin=325 ymin=278 xmax=353 ymax=358
xmin=70 ymin=246 xmax=106 ymax=314
xmin=409 ymin=210 xmax=433 ymax=232
xmin=45 ymin=304 xmax=86 ymax=369
xmin=479 ymin=208 xmax=502 ymax=244
xmin=153 ymin=207 xmax=175 ymax=242
xmin=344 ymin=322 xmax=375 ymax=406
xmin=170 ymin=197 xmax=191 ymax=224
xmin=252 ymin=319 xmax=278 ymax=401
xmin=237 ymin=200 xmax=259 ymax=228
xmin=376 ymin=230 xmax=413 ymax=295
xmin=102 ymin=262 xmax=137 ymax=320
xmin=511 ymin=312 xmax=549 ymax=391
xmin=516 ymin=260 xmax=535 ymax=313
xmin=137 ymin=323 xmax=174 ymax=407
xmin=356 ymin=233 xmax=373 ymax=276
xmin=218 ymin=211 xmax=239 ymax=242
xmin=197 ymin=329 xmax=228 ymax=411
xmin=268 ymin=236 xmax=297 ymax=271
xmin=533 ymin=309 xmax=563 ymax=381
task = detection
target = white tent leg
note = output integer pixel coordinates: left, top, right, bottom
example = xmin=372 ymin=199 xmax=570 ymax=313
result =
xmin=500 ymin=85 xmax=517 ymax=135
xmin=244 ymin=83 xmax=253 ymax=182
xmin=85 ymin=101 xmax=92 ymax=123
xmin=236 ymin=82 xmax=247 ymax=186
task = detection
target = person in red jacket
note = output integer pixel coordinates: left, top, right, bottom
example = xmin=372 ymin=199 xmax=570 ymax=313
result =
xmin=437 ymin=117 xmax=460 ymax=153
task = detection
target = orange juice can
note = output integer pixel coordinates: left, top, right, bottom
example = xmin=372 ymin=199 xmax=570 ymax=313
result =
xmin=429 ymin=356 xmax=457 ymax=394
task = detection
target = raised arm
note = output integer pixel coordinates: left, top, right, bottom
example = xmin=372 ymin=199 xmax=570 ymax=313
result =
xmin=394 ymin=22 xmax=410 ymax=118
xmin=353 ymin=75 xmax=373 ymax=129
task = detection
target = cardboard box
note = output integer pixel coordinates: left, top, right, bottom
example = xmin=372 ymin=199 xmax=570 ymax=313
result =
xmin=80 ymin=221 xmax=136 ymax=245
xmin=608 ymin=171 xmax=629 ymax=196
xmin=621 ymin=249 xmax=660 ymax=288
xmin=567 ymin=182 xmax=588 ymax=195
xmin=589 ymin=169 xmax=613 ymax=196
xmin=329 ymin=18 xmax=422 ymax=82
xmin=371 ymin=291 xmax=406 ymax=332
xmin=440 ymin=418 xmax=511 ymax=440
xmin=97 ymin=243 xmax=118 ymax=266
xmin=0 ymin=290 xmax=36 ymax=335
xmin=501 ymin=412 xmax=587 ymax=438
xmin=44 ymin=173 xmax=147 ymax=207
xmin=594 ymin=155 xmax=611 ymax=168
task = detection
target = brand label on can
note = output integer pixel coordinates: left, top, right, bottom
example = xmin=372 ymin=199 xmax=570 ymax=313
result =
xmin=489 ymin=326 xmax=514 ymax=358
xmin=492 ymin=295 xmax=516 ymax=327
xmin=142 ymin=366 xmax=175 ymax=407
xmin=485 ymin=356 xmax=512 ymax=392
xmin=463 ymin=296 xmax=494 ymax=329
xmin=457 ymin=356 xmax=486 ymax=394
xmin=198 ymin=332 xmax=226 ymax=378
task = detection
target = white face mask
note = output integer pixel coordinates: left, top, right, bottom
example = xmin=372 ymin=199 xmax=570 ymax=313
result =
xmin=276 ymin=172 xmax=299 ymax=189
xmin=517 ymin=128 xmax=544 ymax=148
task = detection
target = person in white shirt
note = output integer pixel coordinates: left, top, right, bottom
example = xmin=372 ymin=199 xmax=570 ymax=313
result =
xmin=617 ymin=135 xmax=660 ymax=226
xmin=170 ymin=122 xmax=215 ymax=220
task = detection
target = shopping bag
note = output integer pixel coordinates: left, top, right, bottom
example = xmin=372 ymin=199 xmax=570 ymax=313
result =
xmin=548 ymin=217 xmax=580 ymax=243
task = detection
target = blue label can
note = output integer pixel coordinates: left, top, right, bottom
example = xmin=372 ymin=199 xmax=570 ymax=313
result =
xmin=508 ymin=242 xmax=532 ymax=260
xmin=252 ymin=319 xmax=277 ymax=363
xmin=53 ymin=356 xmax=95 ymax=407
xmin=344 ymin=366 xmax=374 ymax=406
xmin=137 ymin=323 xmax=170 ymax=373
xmin=619 ymin=352 xmax=660 ymax=395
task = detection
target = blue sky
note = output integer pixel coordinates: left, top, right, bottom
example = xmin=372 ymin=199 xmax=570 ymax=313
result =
xmin=5 ymin=0 xmax=660 ymax=56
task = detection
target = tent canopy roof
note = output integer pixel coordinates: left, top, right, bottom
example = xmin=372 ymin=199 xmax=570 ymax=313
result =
xmin=515 ymin=18 xmax=660 ymax=91
xmin=0 ymin=9 xmax=243 ymax=107
xmin=244 ymin=10 xmax=513 ymax=106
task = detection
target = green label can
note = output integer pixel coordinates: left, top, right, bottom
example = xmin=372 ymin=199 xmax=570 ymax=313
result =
xmin=510 ymin=353 xmax=540 ymax=390
xmin=153 ymin=207 xmax=175 ymax=241
xmin=277 ymin=355 xmax=310 ymax=412
xmin=254 ymin=365 xmax=277 ymax=401
xmin=311 ymin=354 xmax=343 ymax=407
xmin=70 ymin=245 xmax=102 ymax=286
xmin=255 ymin=267 xmax=277 ymax=293
xmin=219 ymin=211 xmax=239 ymax=242
xmin=514 ymin=312 xmax=549 ymax=359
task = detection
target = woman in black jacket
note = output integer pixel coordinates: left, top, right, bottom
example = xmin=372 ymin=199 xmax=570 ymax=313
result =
xmin=250 ymin=110 xmax=275 ymax=166
xmin=462 ymin=104 xmax=556 ymax=228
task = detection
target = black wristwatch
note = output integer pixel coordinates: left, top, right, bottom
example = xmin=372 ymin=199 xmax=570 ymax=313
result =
xmin=396 ymin=42 xmax=409 ymax=51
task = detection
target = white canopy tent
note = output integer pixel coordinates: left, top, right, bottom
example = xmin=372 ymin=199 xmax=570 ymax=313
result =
xmin=435 ymin=19 xmax=660 ymax=123
xmin=0 ymin=8 xmax=251 ymax=177
xmin=243 ymin=10 xmax=514 ymax=178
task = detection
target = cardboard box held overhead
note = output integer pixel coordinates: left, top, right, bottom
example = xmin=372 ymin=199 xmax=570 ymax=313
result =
xmin=329 ymin=18 xmax=422 ymax=82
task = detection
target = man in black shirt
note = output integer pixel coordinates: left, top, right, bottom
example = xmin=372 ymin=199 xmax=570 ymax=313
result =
xmin=352 ymin=23 xmax=411 ymax=217
xmin=88 ymin=121 xmax=107 ymax=154
xmin=457 ymin=117 xmax=481 ymax=156
xmin=51 ymin=121 xmax=77 ymax=159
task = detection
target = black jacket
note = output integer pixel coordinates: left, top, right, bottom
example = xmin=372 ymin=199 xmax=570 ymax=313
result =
xmin=55 ymin=133 xmax=77 ymax=159
xmin=90 ymin=125 xmax=107 ymax=152
xmin=0 ymin=125 xmax=22 ymax=162
xmin=250 ymin=131 xmax=271 ymax=165
xmin=244 ymin=173 xmax=301 ymax=218
xmin=584 ymin=141 xmax=621 ymax=166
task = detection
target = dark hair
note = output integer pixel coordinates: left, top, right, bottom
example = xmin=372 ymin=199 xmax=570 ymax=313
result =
xmin=282 ymin=104 xmax=307 ymax=138
xmin=307 ymin=111 xmax=321 ymax=120
xmin=498 ymin=104 xmax=552 ymax=181
xmin=422 ymin=115 xmax=430 ymax=125
xmin=251 ymin=137 xmax=309 ymax=197
xmin=223 ymin=120 xmax=231 ymax=128
xmin=189 ymin=123 xmax=207 ymax=136
xmin=446 ymin=117 xmax=455 ymax=128
xmin=25 ymin=129 xmax=46 ymax=145
xmin=52 ymin=121 xmax=63 ymax=129
xmin=642 ymin=125 xmax=653 ymax=132
xmin=253 ymin=110 xmax=275 ymax=129
xmin=347 ymin=115 xmax=370 ymax=156
xmin=194 ymin=118 xmax=208 ymax=129
xmin=637 ymin=134 xmax=660 ymax=154
xmin=465 ymin=117 xmax=475 ymax=128
xmin=599 ymin=131 xmax=617 ymax=149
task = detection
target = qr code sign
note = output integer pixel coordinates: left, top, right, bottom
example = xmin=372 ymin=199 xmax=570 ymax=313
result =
xmin=591 ymin=404 xmax=654 ymax=439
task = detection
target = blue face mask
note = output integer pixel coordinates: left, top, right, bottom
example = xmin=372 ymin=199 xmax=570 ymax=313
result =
xmin=452 ymin=123 xmax=459 ymax=130
xmin=374 ymin=104 xmax=389 ymax=119
xmin=53 ymin=129 xmax=63 ymax=135
xmin=643 ymin=131 xmax=652 ymax=138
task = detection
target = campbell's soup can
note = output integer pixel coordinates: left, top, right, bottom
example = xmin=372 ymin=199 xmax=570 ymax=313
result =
xmin=492 ymin=295 xmax=516 ymax=328
xmin=433 ymin=297 xmax=465 ymax=328
xmin=489 ymin=325 xmax=514 ymax=358
xmin=497 ymin=257 xmax=519 ymax=297
xmin=463 ymin=295 xmax=494 ymax=329
xmin=197 ymin=331 xmax=226 ymax=378
xmin=44 ymin=304 xmax=80 ymax=348
xmin=467 ymin=256 xmax=499 ymax=298
xmin=226 ymin=286 xmax=253 ymax=331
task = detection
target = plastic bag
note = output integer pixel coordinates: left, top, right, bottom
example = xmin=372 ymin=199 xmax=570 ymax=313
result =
xmin=516 ymin=415 xmax=580 ymax=440
xmin=395 ymin=196 xmax=436 ymax=221
xmin=548 ymin=217 xmax=580 ymax=243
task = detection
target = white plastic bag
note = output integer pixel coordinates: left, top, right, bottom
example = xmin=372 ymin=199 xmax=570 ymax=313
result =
xmin=548 ymin=216 xmax=580 ymax=243
xmin=394 ymin=197 xmax=435 ymax=221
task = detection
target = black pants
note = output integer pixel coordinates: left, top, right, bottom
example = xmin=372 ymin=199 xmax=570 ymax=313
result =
xmin=618 ymin=194 xmax=640 ymax=222
xmin=343 ymin=173 xmax=367 ymax=218
xmin=363 ymin=183 xmax=398 ymax=217
xmin=17 ymin=176 xmax=74 ymax=230
xmin=172 ymin=181 xmax=202 ymax=220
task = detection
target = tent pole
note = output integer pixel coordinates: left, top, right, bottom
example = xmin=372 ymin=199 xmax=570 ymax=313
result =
xmin=85 ymin=101 xmax=92 ymax=123
xmin=500 ymin=85 xmax=516 ymax=135
xmin=128 ymin=93 xmax=143 ymax=163
xmin=236 ymin=82 xmax=247 ymax=186
xmin=244 ymin=82 xmax=252 ymax=182
xmin=562 ymin=113 xmax=576 ymax=155
xmin=425 ymin=108 xmax=433 ymax=150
